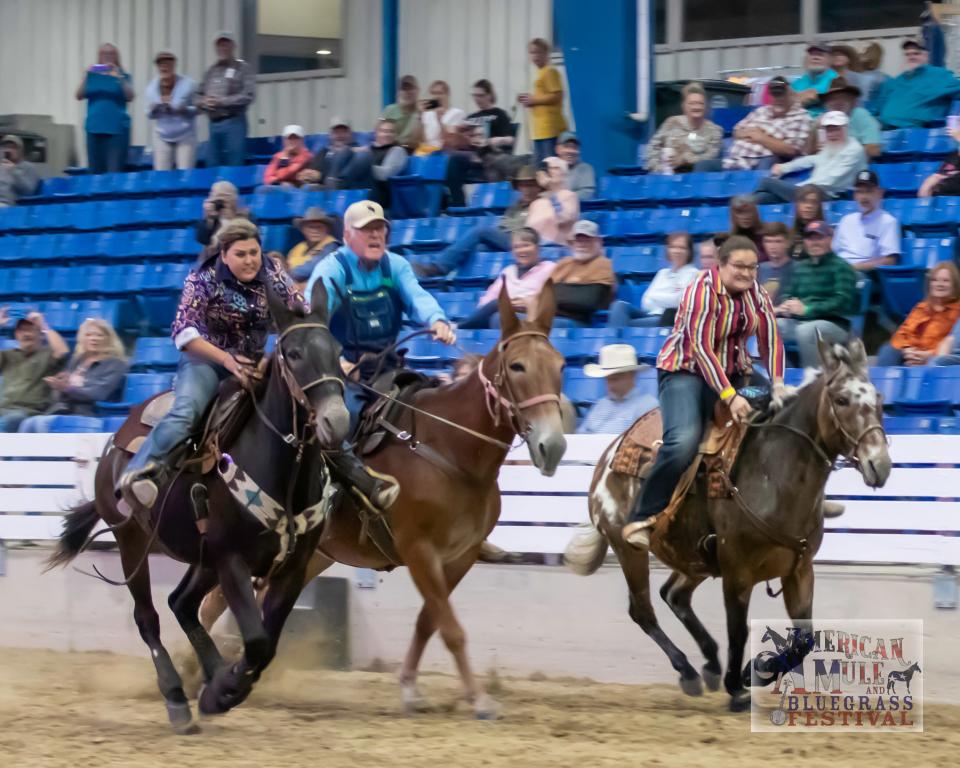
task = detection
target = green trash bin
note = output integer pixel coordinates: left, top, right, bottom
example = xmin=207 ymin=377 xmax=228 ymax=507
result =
xmin=655 ymin=79 xmax=752 ymax=126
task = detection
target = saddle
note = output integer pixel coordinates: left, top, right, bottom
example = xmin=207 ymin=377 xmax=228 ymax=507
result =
xmin=354 ymin=369 xmax=439 ymax=456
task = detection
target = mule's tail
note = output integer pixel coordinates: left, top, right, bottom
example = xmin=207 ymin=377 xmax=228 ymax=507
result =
xmin=45 ymin=500 xmax=99 ymax=571
xmin=563 ymin=523 xmax=609 ymax=576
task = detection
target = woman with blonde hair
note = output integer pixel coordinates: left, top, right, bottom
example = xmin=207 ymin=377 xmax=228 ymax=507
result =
xmin=876 ymin=262 xmax=960 ymax=366
xmin=646 ymin=82 xmax=723 ymax=173
xmin=19 ymin=318 xmax=128 ymax=431
xmin=417 ymin=79 xmax=466 ymax=154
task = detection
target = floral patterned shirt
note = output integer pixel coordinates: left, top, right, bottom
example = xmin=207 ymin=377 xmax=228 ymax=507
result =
xmin=172 ymin=255 xmax=306 ymax=361
xmin=645 ymin=115 xmax=723 ymax=171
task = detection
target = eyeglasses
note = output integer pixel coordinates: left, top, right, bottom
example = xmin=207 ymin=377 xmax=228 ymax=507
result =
xmin=727 ymin=262 xmax=759 ymax=273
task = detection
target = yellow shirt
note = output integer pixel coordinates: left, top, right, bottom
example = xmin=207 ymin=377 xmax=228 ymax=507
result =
xmin=530 ymin=66 xmax=567 ymax=140
xmin=286 ymin=236 xmax=335 ymax=270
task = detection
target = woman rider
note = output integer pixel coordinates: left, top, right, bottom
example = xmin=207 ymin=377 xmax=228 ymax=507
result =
xmin=118 ymin=219 xmax=305 ymax=509
xmin=621 ymin=235 xmax=787 ymax=549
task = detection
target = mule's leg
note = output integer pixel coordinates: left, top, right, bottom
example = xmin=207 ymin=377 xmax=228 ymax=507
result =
xmin=397 ymin=547 xmax=479 ymax=714
xmin=721 ymin=574 xmax=754 ymax=712
xmin=198 ymin=554 xmax=270 ymax=715
xmin=610 ymin=541 xmax=702 ymax=695
xmin=115 ymin=526 xmax=198 ymax=734
xmin=659 ymin=571 xmax=722 ymax=691
xmin=168 ymin=563 xmax=226 ymax=683
xmin=780 ymin=561 xmax=816 ymax=674
xmin=402 ymin=540 xmax=495 ymax=718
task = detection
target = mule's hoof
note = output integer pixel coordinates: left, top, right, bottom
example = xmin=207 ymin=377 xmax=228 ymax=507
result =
xmin=197 ymin=684 xmax=227 ymax=716
xmin=702 ymin=664 xmax=722 ymax=693
xmin=679 ymin=675 xmax=703 ymax=697
xmin=729 ymin=690 xmax=752 ymax=713
xmin=473 ymin=694 xmax=502 ymax=720
xmin=166 ymin=701 xmax=200 ymax=735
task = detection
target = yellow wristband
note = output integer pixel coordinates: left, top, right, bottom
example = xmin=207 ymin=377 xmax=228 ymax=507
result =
xmin=720 ymin=386 xmax=736 ymax=402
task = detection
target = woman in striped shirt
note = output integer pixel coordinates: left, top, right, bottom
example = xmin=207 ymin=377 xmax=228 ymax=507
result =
xmin=622 ymin=235 xmax=786 ymax=549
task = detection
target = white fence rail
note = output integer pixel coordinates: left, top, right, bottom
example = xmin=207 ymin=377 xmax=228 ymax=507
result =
xmin=1 ymin=434 xmax=958 ymax=566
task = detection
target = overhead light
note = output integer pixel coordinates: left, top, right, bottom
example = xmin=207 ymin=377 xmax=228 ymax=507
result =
xmin=316 ymin=49 xmax=332 ymax=55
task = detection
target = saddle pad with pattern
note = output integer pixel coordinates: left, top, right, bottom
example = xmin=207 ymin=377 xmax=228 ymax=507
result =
xmin=610 ymin=408 xmax=663 ymax=476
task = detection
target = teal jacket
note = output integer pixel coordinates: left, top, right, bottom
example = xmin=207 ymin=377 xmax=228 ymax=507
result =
xmin=875 ymin=65 xmax=960 ymax=129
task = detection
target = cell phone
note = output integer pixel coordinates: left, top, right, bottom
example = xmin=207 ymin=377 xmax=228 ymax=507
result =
xmin=948 ymin=115 xmax=960 ymax=132
xmin=424 ymin=99 xmax=441 ymax=110
xmin=277 ymin=157 xmax=291 ymax=168
xmin=89 ymin=64 xmax=113 ymax=73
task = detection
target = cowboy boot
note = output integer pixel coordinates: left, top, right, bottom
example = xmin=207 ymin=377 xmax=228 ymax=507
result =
xmin=822 ymin=500 xmax=846 ymax=518
xmin=621 ymin=517 xmax=657 ymax=550
xmin=117 ymin=460 xmax=171 ymax=510
xmin=328 ymin=450 xmax=400 ymax=513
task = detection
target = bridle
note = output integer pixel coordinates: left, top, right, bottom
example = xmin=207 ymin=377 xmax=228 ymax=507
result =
xmin=820 ymin=369 xmax=888 ymax=469
xmin=476 ymin=330 xmax=562 ymax=439
xmin=250 ymin=322 xmax=345 ymax=450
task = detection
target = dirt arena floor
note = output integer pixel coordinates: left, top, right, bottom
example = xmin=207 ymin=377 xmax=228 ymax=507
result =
xmin=1 ymin=646 xmax=958 ymax=768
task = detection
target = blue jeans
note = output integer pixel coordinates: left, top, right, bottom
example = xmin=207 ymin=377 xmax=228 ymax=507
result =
xmin=207 ymin=115 xmax=248 ymax=167
xmin=429 ymin=225 xmax=512 ymax=275
xmin=777 ymin=317 xmax=849 ymax=369
xmin=126 ymin=354 xmax=230 ymax=474
xmin=0 ymin=409 xmax=31 ymax=433
xmin=754 ymin=178 xmax=841 ymax=205
xmin=344 ymin=380 xmax=366 ymax=434
xmin=86 ymin=131 xmax=128 ymax=174
xmin=607 ymin=300 xmax=662 ymax=328
xmin=876 ymin=343 xmax=905 ymax=366
xmin=18 ymin=415 xmax=58 ymax=433
xmin=533 ymin=137 xmax=557 ymax=165
xmin=932 ymin=354 xmax=960 ymax=366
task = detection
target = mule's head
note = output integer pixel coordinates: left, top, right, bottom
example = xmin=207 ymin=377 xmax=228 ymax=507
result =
xmin=816 ymin=336 xmax=890 ymax=488
xmin=496 ymin=280 xmax=567 ymax=476
xmin=267 ymin=281 xmax=349 ymax=449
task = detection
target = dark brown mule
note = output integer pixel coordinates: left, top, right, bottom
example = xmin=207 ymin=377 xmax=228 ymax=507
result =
xmin=565 ymin=338 xmax=891 ymax=711
xmin=47 ymin=286 xmax=350 ymax=733
xmin=202 ymin=283 xmax=567 ymax=717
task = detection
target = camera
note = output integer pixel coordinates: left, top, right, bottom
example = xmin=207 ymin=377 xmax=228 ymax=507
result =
xmin=424 ymin=99 xmax=441 ymax=110
xmin=2 ymin=149 xmax=13 ymax=162
xmin=213 ymin=199 xmax=225 ymax=212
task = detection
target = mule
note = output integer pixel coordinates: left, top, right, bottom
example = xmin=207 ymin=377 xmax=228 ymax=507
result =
xmin=47 ymin=285 xmax=350 ymax=733
xmin=565 ymin=337 xmax=891 ymax=711
xmin=201 ymin=283 xmax=568 ymax=718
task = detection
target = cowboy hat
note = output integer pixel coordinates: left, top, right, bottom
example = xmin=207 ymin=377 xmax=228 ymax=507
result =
xmin=819 ymin=76 xmax=861 ymax=102
xmin=511 ymin=165 xmax=539 ymax=187
xmin=584 ymin=344 xmax=645 ymax=378
xmin=293 ymin=206 xmax=337 ymax=232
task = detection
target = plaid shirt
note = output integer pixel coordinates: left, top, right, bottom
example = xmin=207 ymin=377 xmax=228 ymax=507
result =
xmin=782 ymin=251 xmax=859 ymax=327
xmin=658 ymin=268 xmax=785 ymax=394
xmin=724 ymin=104 xmax=812 ymax=170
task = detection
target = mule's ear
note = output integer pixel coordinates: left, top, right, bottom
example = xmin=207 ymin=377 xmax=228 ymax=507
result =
xmin=309 ymin=281 xmax=330 ymax=325
xmin=497 ymin=281 xmax=520 ymax=338
xmin=266 ymin=283 xmax=296 ymax=332
xmin=847 ymin=337 xmax=868 ymax=372
xmin=816 ymin=330 xmax=840 ymax=372
xmin=531 ymin=279 xmax=556 ymax=334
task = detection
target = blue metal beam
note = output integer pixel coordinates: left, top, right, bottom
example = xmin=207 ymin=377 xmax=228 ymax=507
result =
xmin=382 ymin=0 xmax=399 ymax=107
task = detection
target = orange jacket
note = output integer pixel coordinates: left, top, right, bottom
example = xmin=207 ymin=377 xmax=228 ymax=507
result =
xmin=263 ymin=149 xmax=313 ymax=186
xmin=891 ymin=299 xmax=960 ymax=351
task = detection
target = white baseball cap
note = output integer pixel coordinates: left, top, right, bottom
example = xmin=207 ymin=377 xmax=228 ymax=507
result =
xmin=344 ymin=200 xmax=388 ymax=229
xmin=282 ymin=124 xmax=305 ymax=138
xmin=821 ymin=111 xmax=850 ymax=128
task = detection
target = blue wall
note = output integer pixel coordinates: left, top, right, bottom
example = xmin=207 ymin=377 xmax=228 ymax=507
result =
xmin=554 ymin=0 xmax=651 ymax=171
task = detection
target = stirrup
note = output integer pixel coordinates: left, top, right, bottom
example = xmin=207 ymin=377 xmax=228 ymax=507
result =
xmin=622 ymin=517 xmax=657 ymax=550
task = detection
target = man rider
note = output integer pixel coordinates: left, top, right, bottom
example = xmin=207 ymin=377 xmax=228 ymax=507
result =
xmin=305 ymin=200 xmax=457 ymax=512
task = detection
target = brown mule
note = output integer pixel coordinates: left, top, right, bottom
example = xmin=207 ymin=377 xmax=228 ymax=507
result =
xmin=201 ymin=282 xmax=568 ymax=718
xmin=565 ymin=338 xmax=891 ymax=711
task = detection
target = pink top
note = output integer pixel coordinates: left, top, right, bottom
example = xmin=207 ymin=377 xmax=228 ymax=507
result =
xmin=526 ymin=189 xmax=580 ymax=245
xmin=479 ymin=261 xmax=557 ymax=307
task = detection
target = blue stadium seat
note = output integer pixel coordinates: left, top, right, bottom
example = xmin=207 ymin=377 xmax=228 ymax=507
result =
xmin=260 ymin=224 xmax=297 ymax=255
xmin=390 ymin=154 xmax=447 ymax=218
xmin=179 ymin=167 xmax=218 ymax=194
xmin=876 ymin=266 xmax=926 ymax=319
xmin=868 ymin=366 xmax=905 ymax=406
xmin=249 ymin=190 xmax=301 ymax=221
xmin=901 ymin=236 xmax=955 ymax=268
xmin=215 ymin=165 xmax=265 ymax=192
xmin=44 ymin=415 xmax=105 ymax=433
xmin=609 ymin=246 xmax=664 ymax=278
xmin=882 ymin=415 xmax=939 ymax=434
xmin=893 ymin=367 xmax=960 ymax=415
xmin=0 ymin=235 xmax=25 ymax=262
xmin=619 ymin=326 xmax=670 ymax=362
xmin=130 ymin=337 xmax=180 ymax=371
xmin=563 ymin=372 xmax=607 ymax=406
xmin=937 ymin=417 xmax=960 ymax=434
xmin=101 ymin=415 xmax=129 ymax=433
xmin=452 ymin=252 xmax=509 ymax=286
xmin=97 ymin=372 xmax=175 ymax=414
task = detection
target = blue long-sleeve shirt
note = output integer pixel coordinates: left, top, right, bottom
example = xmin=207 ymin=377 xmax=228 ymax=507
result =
xmin=305 ymin=246 xmax=447 ymax=330
xmin=875 ymin=65 xmax=960 ymax=129
xmin=145 ymin=74 xmax=198 ymax=143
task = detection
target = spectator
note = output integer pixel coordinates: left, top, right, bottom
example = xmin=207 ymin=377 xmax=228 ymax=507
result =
xmin=197 ymin=31 xmax=256 ymax=168
xmin=458 ymin=227 xmax=556 ymax=329
xmin=550 ymin=220 xmax=616 ymax=327
xmin=646 ymin=82 xmax=723 ymax=173
xmin=527 ymin=156 xmax=580 ymax=246
xmin=382 ymin=75 xmax=423 ymax=150
xmin=263 ymin=125 xmax=313 ymax=187
xmin=918 ymin=126 xmax=960 ymax=197
xmin=297 ymin=117 xmax=357 ymax=189
xmin=0 ymin=309 xmax=69 ymax=432
xmin=577 ymin=345 xmax=657 ymax=435
xmin=19 ymin=319 xmax=128 ymax=431
xmin=418 ymin=80 xmax=465 ymax=154
xmin=790 ymin=184 xmax=825 ymax=258
xmin=556 ymin=133 xmax=596 ymax=200
xmin=858 ymin=42 xmax=890 ymax=108
xmin=698 ymin=238 xmax=719 ymax=270
xmin=145 ymin=49 xmax=198 ymax=171
xmin=830 ymin=45 xmax=866 ymax=101
xmin=195 ymin=180 xmax=251 ymax=248
xmin=876 ymin=262 xmax=960 ymax=366
xmin=349 ymin=118 xmax=409 ymax=208
xmin=445 ymin=79 xmax=517 ymax=207
xmin=713 ymin=77 xmax=811 ymax=171
xmin=413 ymin=165 xmax=541 ymax=278
xmin=285 ymin=207 xmax=342 ymax=286
xmin=729 ymin=196 xmax=768 ymax=261
xmin=753 ymin=111 xmax=866 ymax=204
xmin=932 ymin=314 xmax=960 ymax=365
xmin=609 ymin=232 xmax=698 ymax=328
xmin=792 ymin=41 xmax=838 ymax=114
xmin=75 ymin=43 xmax=134 ymax=174
xmin=0 ymin=135 xmax=40 ymax=207
xmin=758 ymin=222 xmax=795 ymax=304
xmin=874 ymin=39 xmax=960 ymax=130
xmin=775 ymin=221 xmax=858 ymax=368
xmin=519 ymin=38 xmax=567 ymax=164
xmin=808 ymin=77 xmax=882 ymax=158
xmin=833 ymin=169 xmax=900 ymax=271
